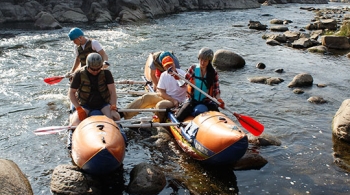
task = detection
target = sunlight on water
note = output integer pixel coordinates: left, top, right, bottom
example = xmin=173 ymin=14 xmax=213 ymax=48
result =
xmin=0 ymin=2 xmax=350 ymax=195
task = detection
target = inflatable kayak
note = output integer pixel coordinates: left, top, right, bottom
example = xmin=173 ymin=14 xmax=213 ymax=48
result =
xmin=69 ymin=110 xmax=126 ymax=175
xmin=142 ymin=75 xmax=248 ymax=165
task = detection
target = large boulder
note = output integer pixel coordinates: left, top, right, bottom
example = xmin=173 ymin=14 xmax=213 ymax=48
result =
xmin=50 ymin=164 xmax=91 ymax=194
xmin=0 ymin=159 xmax=33 ymax=195
xmin=34 ymin=12 xmax=62 ymax=30
xmin=127 ymin=163 xmax=166 ymax=195
xmin=287 ymin=73 xmax=313 ymax=88
xmin=213 ymin=49 xmax=245 ymax=70
xmin=333 ymin=99 xmax=350 ymax=142
xmin=321 ymin=36 xmax=350 ymax=50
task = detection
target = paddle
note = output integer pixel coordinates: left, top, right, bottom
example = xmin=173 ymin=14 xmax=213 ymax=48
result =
xmin=116 ymin=91 xmax=156 ymax=95
xmin=119 ymin=108 xmax=166 ymax=112
xmin=34 ymin=120 xmax=188 ymax=135
xmin=44 ymin=76 xmax=149 ymax=86
xmin=115 ymin=80 xmax=148 ymax=85
xmin=44 ymin=76 xmax=65 ymax=85
xmin=168 ymin=68 xmax=264 ymax=136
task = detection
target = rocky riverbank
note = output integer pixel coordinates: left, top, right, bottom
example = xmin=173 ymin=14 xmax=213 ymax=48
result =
xmin=0 ymin=0 xmax=330 ymax=29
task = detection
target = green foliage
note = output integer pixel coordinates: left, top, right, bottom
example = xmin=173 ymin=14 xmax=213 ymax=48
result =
xmin=337 ymin=22 xmax=350 ymax=37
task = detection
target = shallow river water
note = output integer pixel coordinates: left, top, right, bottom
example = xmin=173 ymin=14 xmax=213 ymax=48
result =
xmin=1 ymin=2 xmax=350 ymax=195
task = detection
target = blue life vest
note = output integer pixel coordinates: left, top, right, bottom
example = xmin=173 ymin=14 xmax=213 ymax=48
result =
xmin=193 ymin=65 xmax=208 ymax=101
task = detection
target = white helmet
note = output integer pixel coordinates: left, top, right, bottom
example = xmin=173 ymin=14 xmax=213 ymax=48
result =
xmin=87 ymin=53 xmax=103 ymax=69
xmin=198 ymin=47 xmax=214 ymax=61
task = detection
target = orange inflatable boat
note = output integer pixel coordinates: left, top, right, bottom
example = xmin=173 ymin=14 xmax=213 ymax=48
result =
xmin=71 ymin=115 xmax=126 ymax=175
xmin=168 ymin=111 xmax=248 ymax=164
xmin=142 ymin=76 xmax=248 ymax=165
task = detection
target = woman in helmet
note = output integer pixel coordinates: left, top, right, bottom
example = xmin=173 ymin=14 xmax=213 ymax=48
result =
xmin=67 ymin=27 xmax=110 ymax=74
xmin=68 ymin=53 xmax=120 ymax=126
xmin=176 ymin=47 xmax=225 ymax=121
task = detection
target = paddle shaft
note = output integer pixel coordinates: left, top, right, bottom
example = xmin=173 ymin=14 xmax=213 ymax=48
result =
xmin=115 ymin=80 xmax=147 ymax=85
xmin=119 ymin=108 xmax=166 ymax=112
xmin=44 ymin=76 xmax=147 ymax=86
xmin=169 ymin=69 xmax=223 ymax=106
xmin=169 ymin=68 xmax=264 ymax=136
xmin=34 ymin=121 xmax=187 ymax=135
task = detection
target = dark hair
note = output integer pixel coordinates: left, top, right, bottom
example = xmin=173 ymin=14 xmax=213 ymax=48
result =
xmin=205 ymin=62 xmax=215 ymax=88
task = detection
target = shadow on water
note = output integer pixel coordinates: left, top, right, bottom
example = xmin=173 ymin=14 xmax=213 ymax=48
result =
xmin=332 ymin=135 xmax=350 ymax=172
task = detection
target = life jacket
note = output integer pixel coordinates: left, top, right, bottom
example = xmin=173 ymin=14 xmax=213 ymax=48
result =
xmin=187 ymin=65 xmax=213 ymax=102
xmin=77 ymin=67 xmax=110 ymax=105
xmin=77 ymin=39 xmax=94 ymax=67
xmin=152 ymin=51 xmax=165 ymax=72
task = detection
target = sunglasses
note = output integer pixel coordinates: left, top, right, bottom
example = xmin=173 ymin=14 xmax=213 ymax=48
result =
xmin=89 ymin=66 xmax=102 ymax=71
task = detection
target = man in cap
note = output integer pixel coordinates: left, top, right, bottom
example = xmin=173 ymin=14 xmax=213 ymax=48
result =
xmin=145 ymin=51 xmax=181 ymax=91
xmin=68 ymin=53 xmax=120 ymax=126
xmin=123 ymin=55 xmax=187 ymax=122
xmin=67 ymin=27 xmax=110 ymax=74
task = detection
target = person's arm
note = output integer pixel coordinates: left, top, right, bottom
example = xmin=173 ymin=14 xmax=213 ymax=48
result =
xmin=98 ymin=49 xmax=110 ymax=69
xmin=158 ymin=88 xmax=179 ymax=107
xmin=70 ymin=56 xmax=80 ymax=73
xmin=68 ymin=88 xmax=80 ymax=109
xmin=150 ymin=69 xmax=158 ymax=91
xmin=92 ymin=40 xmax=109 ymax=68
xmin=107 ymin=83 xmax=117 ymax=107
xmin=107 ymin=82 xmax=120 ymax=120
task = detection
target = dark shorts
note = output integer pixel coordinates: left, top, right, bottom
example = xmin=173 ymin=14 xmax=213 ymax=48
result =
xmin=82 ymin=103 xmax=109 ymax=111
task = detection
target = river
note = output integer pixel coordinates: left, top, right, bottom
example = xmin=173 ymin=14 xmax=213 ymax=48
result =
xmin=0 ymin=2 xmax=350 ymax=195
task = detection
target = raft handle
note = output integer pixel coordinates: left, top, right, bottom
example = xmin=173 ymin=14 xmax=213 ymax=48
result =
xmin=97 ymin=124 xmax=105 ymax=130
xmin=218 ymin=117 xmax=227 ymax=123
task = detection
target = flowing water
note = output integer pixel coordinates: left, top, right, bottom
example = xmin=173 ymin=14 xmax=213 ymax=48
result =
xmin=1 ymin=3 xmax=350 ymax=195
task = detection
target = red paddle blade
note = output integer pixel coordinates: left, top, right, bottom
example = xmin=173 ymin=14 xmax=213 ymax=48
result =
xmin=43 ymin=76 xmax=64 ymax=85
xmin=233 ymin=113 xmax=264 ymax=136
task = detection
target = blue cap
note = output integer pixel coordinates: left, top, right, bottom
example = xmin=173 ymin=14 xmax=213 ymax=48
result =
xmin=159 ymin=51 xmax=172 ymax=62
xmin=68 ymin=27 xmax=84 ymax=40
xmin=192 ymin=104 xmax=208 ymax=116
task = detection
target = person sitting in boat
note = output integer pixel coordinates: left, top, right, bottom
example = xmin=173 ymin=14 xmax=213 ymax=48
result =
xmin=145 ymin=51 xmax=181 ymax=91
xmin=67 ymin=27 xmax=110 ymax=76
xmin=123 ymin=55 xmax=187 ymax=122
xmin=68 ymin=53 xmax=120 ymax=126
xmin=175 ymin=47 xmax=225 ymax=121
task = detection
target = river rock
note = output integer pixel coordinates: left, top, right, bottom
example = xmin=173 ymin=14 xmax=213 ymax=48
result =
xmin=256 ymin=62 xmax=266 ymax=69
xmin=293 ymin=88 xmax=304 ymax=94
xmin=332 ymin=99 xmax=350 ymax=142
xmin=248 ymin=20 xmax=268 ymax=30
xmin=127 ymin=163 xmax=166 ymax=195
xmin=270 ymin=25 xmax=289 ymax=32
xmin=248 ymin=133 xmax=282 ymax=146
xmin=0 ymin=159 xmax=33 ymax=195
xmin=283 ymin=31 xmax=300 ymax=41
xmin=51 ymin=164 xmax=91 ymax=194
xmin=287 ymin=73 xmax=313 ymax=88
xmin=213 ymin=49 xmax=245 ymax=70
xmin=264 ymin=33 xmax=287 ymax=43
xmin=292 ymin=38 xmax=314 ymax=48
xmin=321 ymin=36 xmax=350 ymax=50
xmin=51 ymin=164 xmax=126 ymax=195
xmin=248 ymin=76 xmax=284 ymax=85
xmin=307 ymin=96 xmax=327 ymax=104
xmin=34 ymin=11 xmax=62 ymax=30
xmin=307 ymin=45 xmax=328 ymax=53
xmin=233 ymin=151 xmax=268 ymax=170
xmin=266 ymin=38 xmax=281 ymax=46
